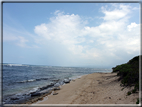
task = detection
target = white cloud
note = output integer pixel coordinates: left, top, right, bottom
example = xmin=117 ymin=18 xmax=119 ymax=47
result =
xmin=2 ymin=3 xmax=137 ymax=66
xmin=3 ymin=29 xmax=28 ymax=45
xmin=3 ymin=34 xmax=18 ymax=41
xmin=3 ymin=33 xmax=29 ymax=48
xmin=127 ymin=22 xmax=139 ymax=31
xmin=16 ymin=36 xmax=29 ymax=47
xmin=3 ymin=24 xmax=39 ymax=48
xmin=132 ymin=7 xmax=139 ymax=10
xmin=34 ymin=4 xmax=140 ymax=66
xmin=35 ymin=10 xmax=84 ymax=43
xmin=34 ymin=10 xmax=87 ymax=57
xmin=101 ymin=4 xmax=131 ymax=21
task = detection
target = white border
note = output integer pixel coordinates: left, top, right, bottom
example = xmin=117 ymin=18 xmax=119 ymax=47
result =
xmin=1 ymin=0 xmax=142 ymax=107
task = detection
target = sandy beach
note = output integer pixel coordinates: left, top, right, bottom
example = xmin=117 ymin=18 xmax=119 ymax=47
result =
xmin=30 ymin=72 xmax=139 ymax=105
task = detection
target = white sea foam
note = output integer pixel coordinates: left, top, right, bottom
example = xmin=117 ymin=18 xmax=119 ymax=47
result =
xmin=29 ymin=87 xmax=40 ymax=93
xmin=70 ymin=75 xmax=84 ymax=80
xmin=4 ymin=63 xmax=29 ymax=67
xmin=8 ymin=64 xmax=23 ymax=66
xmin=27 ymin=79 xmax=36 ymax=82
xmin=18 ymin=79 xmax=36 ymax=83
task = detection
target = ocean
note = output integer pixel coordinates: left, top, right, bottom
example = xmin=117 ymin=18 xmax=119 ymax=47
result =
xmin=2 ymin=63 xmax=112 ymax=104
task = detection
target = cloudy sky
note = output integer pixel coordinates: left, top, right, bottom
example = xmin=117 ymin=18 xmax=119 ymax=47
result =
xmin=3 ymin=3 xmax=140 ymax=68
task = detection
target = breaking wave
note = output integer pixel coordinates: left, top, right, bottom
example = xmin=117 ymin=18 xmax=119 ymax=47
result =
xmin=17 ymin=78 xmax=49 ymax=83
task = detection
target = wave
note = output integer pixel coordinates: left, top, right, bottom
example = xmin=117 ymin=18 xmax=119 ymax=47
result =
xmin=17 ymin=79 xmax=36 ymax=83
xmin=29 ymin=87 xmax=40 ymax=93
xmin=3 ymin=76 xmax=79 ymax=104
xmin=3 ymin=63 xmax=29 ymax=67
xmin=17 ymin=78 xmax=49 ymax=83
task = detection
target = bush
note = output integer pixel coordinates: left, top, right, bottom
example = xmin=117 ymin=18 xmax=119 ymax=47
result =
xmin=127 ymin=91 xmax=131 ymax=95
xmin=134 ymin=81 xmax=139 ymax=90
xmin=112 ymin=55 xmax=140 ymax=89
xmin=136 ymin=98 xmax=139 ymax=104
xmin=132 ymin=88 xmax=137 ymax=93
xmin=112 ymin=65 xmax=123 ymax=72
xmin=121 ymin=88 xmax=124 ymax=91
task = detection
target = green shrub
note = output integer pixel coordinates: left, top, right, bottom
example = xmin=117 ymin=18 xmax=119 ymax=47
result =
xmin=121 ymin=88 xmax=124 ymax=91
xmin=134 ymin=82 xmax=139 ymax=90
xmin=136 ymin=98 xmax=139 ymax=104
xmin=132 ymin=88 xmax=136 ymax=93
xmin=112 ymin=65 xmax=123 ymax=72
xmin=127 ymin=91 xmax=131 ymax=95
xmin=112 ymin=55 xmax=140 ymax=90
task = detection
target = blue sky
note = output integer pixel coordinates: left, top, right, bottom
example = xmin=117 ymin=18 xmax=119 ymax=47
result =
xmin=3 ymin=3 xmax=140 ymax=68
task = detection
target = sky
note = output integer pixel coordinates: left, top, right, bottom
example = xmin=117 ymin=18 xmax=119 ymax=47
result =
xmin=3 ymin=2 xmax=140 ymax=68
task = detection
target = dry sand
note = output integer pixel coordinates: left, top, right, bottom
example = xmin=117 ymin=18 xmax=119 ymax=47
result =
xmin=33 ymin=72 xmax=139 ymax=105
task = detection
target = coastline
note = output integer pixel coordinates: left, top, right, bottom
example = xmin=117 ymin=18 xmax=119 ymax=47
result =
xmin=29 ymin=72 xmax=139 ymax=105
xmin=3 ymin=72 xmax=139 ymax=106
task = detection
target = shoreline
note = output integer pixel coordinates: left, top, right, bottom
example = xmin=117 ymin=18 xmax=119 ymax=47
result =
xmin=28 ymin=74 xmax=88 ymax=104
xmin=4 ymin=72 xmax=139 ymax=105
xmin=3 ymin=73 xmax=88 ymax=104
xmin=33 ymin=72 xmax=138 ymax=104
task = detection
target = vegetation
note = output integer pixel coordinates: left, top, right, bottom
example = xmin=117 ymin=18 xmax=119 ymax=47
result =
xmin=112 ymin=55 xmax=141 ymax=104
xmin=136 ymin=98 xmax=139 ymax=104
xmin=132 ymin=88 xmax=136 ymax=93
xmin=127 ymin=91 xmax=131 ymax=96
xmin=121 ymin=88 xmax=124 ymax=91
xmin=112 ymin=55 xmax=140 ymax=91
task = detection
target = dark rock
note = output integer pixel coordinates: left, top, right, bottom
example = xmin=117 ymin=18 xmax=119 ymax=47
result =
xmin=38 ymin=97 xmax=43 ymax=101
xmin=49 ymin=83 xmax=55 ymax=86
xmin=11 ymin=97 xmax=19 ymax=100
xmin=30 ymin=92 xmax=36 ymax=95
xmin=40 ymin=83 xmax=54 ymax=91
xmin=53 ymin=93 xmax=58 ymax=95
xmin=51 ymin=79 xmax=59 ymax=82
xmin=54 ymin=87 xmax=60 ymax=91
xmin=31 ymin=92 xmax=41 ymax=97
xmin=40 ymin=86 xmax=48 ymax=90
xmin=40 ymin=90 xmax=51 ymax=95
xmin=98 ymin=82 xmax=102 ymax=84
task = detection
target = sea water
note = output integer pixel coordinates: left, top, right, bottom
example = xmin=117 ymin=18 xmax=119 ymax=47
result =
xmin=2 ymin=63 xmax=112 ymax=104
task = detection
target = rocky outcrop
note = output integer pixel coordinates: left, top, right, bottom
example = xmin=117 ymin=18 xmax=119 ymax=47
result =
xmin=53 ymin=87 xmax=60 ymax=91
xmin=39 ymin=83 xmax=54 ymax=91
xmin=63 ymin=79 xmax=71 ymax=83
xmin=31 ymin=92 xmax=41 ymax=97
